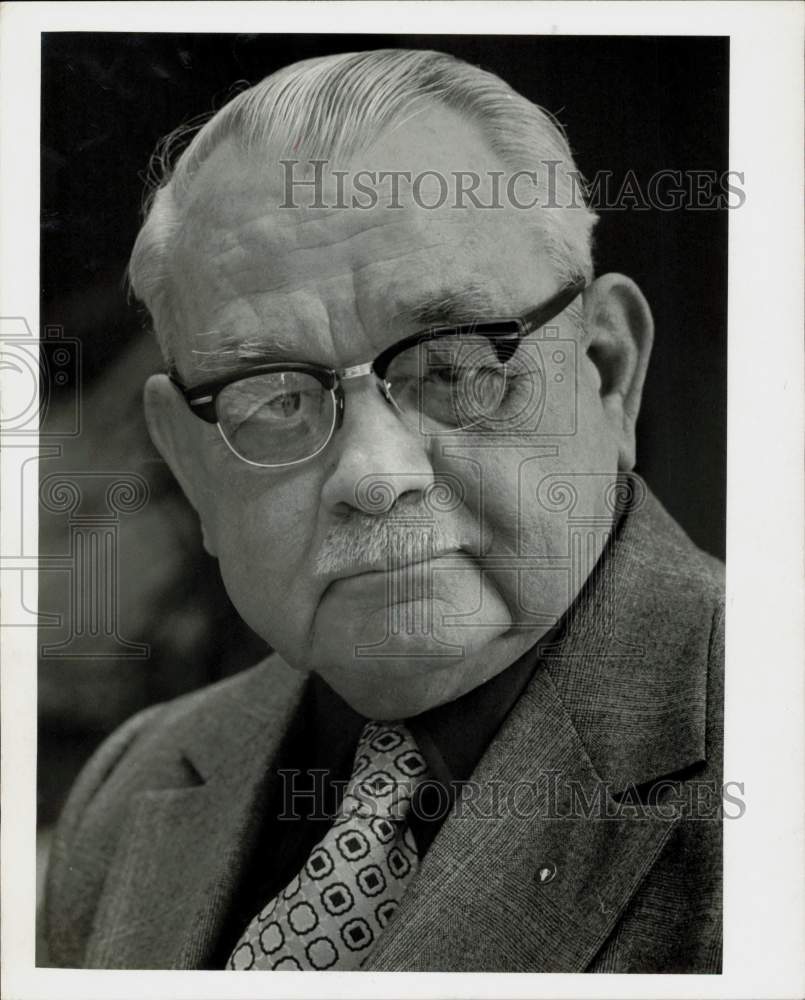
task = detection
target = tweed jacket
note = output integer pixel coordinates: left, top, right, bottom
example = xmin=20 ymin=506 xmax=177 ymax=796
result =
xmin=44 ymin=488 xmax=725 ymax=972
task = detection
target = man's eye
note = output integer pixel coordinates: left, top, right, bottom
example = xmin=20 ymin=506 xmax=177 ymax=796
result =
xmin=427 ymin=364 xmax=507 ymax=390
xmin=251 ymin=389 xmax=326 ymax=427
xmin=266 ymin=391 xmax=303 ymax=418
xmin=227 ymin=389 xmax=318 ymax=430
xmin=426 ymin=365 xmax=464 ymax=386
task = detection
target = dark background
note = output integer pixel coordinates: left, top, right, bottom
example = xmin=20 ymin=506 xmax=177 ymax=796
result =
xmin=38 ymin=33 xmax=728 ymax=831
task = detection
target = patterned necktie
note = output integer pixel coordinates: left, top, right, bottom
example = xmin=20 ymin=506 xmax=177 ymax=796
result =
xmin=227 ymin=720 xmax=428 ymax=971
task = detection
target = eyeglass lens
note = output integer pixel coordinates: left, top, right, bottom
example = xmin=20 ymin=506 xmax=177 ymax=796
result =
xmin=217 ymin=370 xmax=335 ymax=466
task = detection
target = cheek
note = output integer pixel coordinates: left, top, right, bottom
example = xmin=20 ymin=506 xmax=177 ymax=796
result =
xmin=440 ymin=421 xmax=618 ymax=625
xmin=205 ymin=472 xmax=322 ymax=639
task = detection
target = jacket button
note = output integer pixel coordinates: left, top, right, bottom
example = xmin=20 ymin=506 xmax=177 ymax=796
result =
xmin=534 ymin=861 xmax=557 ymax=884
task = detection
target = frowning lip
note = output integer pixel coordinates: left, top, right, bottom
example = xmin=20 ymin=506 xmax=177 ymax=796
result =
xmin=317 ymin=548 xmax=466 ymax=586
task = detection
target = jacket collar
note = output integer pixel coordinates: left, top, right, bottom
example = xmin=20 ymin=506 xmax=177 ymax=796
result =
xmin=368 ymin=664 xmax=685 ymax=972
xmin=542 ymin=485 xmax=713 ymax=792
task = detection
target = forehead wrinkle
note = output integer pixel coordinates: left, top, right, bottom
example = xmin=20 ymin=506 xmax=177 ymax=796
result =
xmin=198 ymin=214 xmax=408 ymax=274
xmin=185 ymin=194 xmax=455 ymax=256
xmin=248 ymin=211 xmax=409 ymax=247
xmin=173 ymin=188 xmax=548 ymax=376
xmin=206 ymin=215 xmax=468 ymax=276
xmin=185 ymin=200 xmax=483 ymax=286
xmin=177 ymin=181 xmax=528 ymax=316
xmin=192 ymin=238 xmax=472 ymax=311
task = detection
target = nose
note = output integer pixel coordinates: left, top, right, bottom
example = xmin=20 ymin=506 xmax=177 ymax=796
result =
xmin=320 ymin=373 xmax=434 ymax=516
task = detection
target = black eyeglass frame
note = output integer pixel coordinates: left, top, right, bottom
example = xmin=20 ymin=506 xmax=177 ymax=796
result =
xmin=169 ymin=280 xmax=587 ymax=431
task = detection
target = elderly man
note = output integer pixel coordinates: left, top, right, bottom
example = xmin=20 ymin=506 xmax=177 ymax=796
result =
xmin=45 ymin=49 xmax=724 ymax=973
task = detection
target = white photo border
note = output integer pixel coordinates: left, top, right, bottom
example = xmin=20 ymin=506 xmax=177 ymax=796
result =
xmin=1 ymin=2 xmax=803 ymax=999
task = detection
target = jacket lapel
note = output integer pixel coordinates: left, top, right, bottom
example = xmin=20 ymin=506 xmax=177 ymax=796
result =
xmin=85 ymin=662 xmax=308 ymax=969
xmin=370 ymin=490 xmax=712 ymax=971
xmin=368 ymin=666 xmax=682 ymax=971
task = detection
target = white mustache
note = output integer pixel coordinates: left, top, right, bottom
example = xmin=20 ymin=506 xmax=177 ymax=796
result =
xmin=314 ymin=510 xmax=468 ymax=579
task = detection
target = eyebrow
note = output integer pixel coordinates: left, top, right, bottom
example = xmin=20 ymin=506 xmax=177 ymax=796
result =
xmin=401 ymin=283 xmax=503 ymax=329
xmin=191 ymin=331 xmax=303 ymax=376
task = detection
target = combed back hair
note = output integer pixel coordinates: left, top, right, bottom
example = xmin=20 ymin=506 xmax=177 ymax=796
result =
xmin=128 ymin=48 xmax=598 ymax=364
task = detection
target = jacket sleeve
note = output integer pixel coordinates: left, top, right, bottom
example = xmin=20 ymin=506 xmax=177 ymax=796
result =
xmin=43 ymin=701 xmax=166 ymax=967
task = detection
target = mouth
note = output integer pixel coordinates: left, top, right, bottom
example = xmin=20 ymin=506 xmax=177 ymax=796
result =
xmin=315 ymin=548 xmax=476 ymax=609
xmin=326 ymin=548 xmax=465 ymax=584
xmin=317 ymin=551 xmax=475 ymax=621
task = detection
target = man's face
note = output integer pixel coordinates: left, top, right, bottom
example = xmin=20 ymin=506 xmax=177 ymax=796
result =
xmin=155 ymin=106 xmax=634 ymax=718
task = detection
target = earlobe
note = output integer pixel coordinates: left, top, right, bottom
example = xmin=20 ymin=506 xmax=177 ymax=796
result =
xmin=143 ymin=374 xmax=219 ymax=556
xmin=582 ymin=273 xmax=654 ymax=470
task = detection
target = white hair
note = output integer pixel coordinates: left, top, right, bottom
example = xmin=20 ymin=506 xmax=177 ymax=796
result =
xmin=128 ymin=48 xmax=598 ymax=364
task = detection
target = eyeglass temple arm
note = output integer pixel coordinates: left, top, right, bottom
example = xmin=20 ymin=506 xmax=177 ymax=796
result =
xmin=167 ymin=370 xmax=219 ymax=423
xmin=519 ymin=279 xmax=587 ymax=334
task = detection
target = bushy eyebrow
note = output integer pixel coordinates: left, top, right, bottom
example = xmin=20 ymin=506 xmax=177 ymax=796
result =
xmin=400 ymin=283 xmax=502 ymax=329
xmin=191 ymin=330 xmax=303 ymax=375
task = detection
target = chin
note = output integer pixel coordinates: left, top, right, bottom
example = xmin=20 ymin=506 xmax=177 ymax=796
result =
xmin=307 ymin=594 xmax=529 ymax=717
xmin=314 ymin=598 xmax=509 ymax=667
xmin=314 ymin=631 xmax=510 ymax=720
xmin=322 ymin=662 xmax=468 ymax=720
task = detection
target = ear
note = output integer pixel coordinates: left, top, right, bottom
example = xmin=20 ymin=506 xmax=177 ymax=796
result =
xmin=143 ymin=374 xmax=219 ymax=556
xmin=581 ymin=273 xmax=654 ymax=470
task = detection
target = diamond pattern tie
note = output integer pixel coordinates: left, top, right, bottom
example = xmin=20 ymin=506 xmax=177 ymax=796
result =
xmin=227 ymin=720 xmax=429 ymax=971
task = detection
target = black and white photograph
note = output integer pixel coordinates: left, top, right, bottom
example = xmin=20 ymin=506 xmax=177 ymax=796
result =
xmin=1 ymin=3 xmax=803 ymax=998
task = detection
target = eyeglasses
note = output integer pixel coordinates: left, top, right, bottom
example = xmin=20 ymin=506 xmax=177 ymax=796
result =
xmin=170 ymin=280 xmax=586 ymax=468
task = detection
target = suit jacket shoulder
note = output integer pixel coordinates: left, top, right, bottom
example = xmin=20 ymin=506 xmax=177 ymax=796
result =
xmin=44 ymin=653 xmax=305 ymax=967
